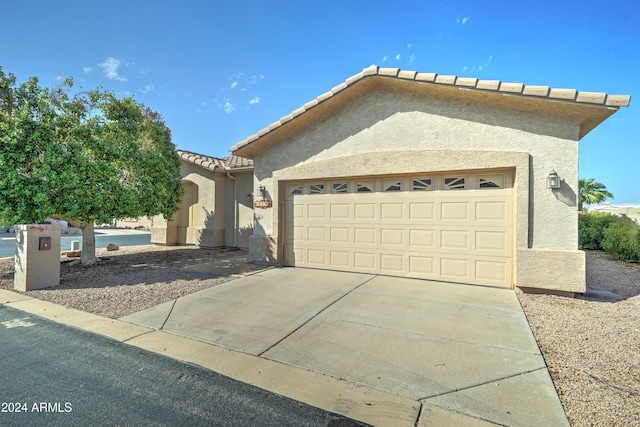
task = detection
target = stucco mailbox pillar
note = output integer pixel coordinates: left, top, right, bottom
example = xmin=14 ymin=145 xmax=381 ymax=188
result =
xmin=14 ymin=224 xmax=63 ymax=292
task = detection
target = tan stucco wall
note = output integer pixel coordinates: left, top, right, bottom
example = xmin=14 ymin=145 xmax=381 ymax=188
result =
xmin=249 ymin=86 xmax=586 ymax=292
xmin=151 ymin=162 xmax=218 ymax=247
xmin=151 ymin=163 xmax=253 ymax=249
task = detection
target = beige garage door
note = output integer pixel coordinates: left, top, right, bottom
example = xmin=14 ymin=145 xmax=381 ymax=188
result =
xmin=283 ymin=171 xmax=513 ymax=288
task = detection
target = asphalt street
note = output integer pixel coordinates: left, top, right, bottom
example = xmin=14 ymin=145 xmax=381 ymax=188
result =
xmin=0 ymin=305 xmax=366 ymax=427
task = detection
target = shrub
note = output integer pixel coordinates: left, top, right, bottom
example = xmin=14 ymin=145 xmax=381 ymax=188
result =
xmin=578 ymin=211 xmax=619 ymax=250
xmin=602 ymin=221 xmax=640 ymax=262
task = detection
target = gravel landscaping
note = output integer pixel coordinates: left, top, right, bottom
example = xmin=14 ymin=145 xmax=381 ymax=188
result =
xmin=518 ymin=250 xmax=640 ymax=426
xmin=0 ymin=245 xmax=240 ymax=319
xmin=1 ymin=245 xmax=639 ymax=425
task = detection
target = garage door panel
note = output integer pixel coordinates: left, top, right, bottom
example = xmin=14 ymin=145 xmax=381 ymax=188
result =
xmin=330 ymin=251 xmax=351 ymax=267
xmin=409 ymin=202 xmax=435 ymax=220
xmin=441 ymin=202 xmax=469 ymax=221
xmin=354 ymin=228 xmax=376 ymax=244
xmin=380 ymin=228 xmax=404 ymax=246
xmin=475 ymin=201 xmax=508 ymax=222
xmin=381 ymin=203 xmax=404 ymax=220
xmin=440 ymin=230 xmax=469 ymax=250
xmin=283 ymin=171 xmax=513 ymax=288
xmin=354 ymin=252 xmax=376 ymax=270
xmin=409 ymin=229 xmax=435 ymax=248
xmin=307 ymin=226 xmax=326 ymax=242
xmin=354 ymin=203 xmax=376 ymax=219
xmin=440 ymin=258 xmax=469 ymax=280
xmin=330 ymin=227 xmax=350 ymax=243
xmin=330 ymin=203 xmax=350 ymax=219
xmin=409 ymin=255 xmax=436 ymax=275
xmin=306 ymin=249 xmax=326 ymax=266
xmin=380 ymin=254 xmax=404 ymax=273
xmin=475 ymin=259 xmax=508 ymax=283
xmin=293 ymin=225 xmax=304 ymax=242
xmin=291 ymin=203 xmax=304 ymax=219
xmin=475 ymin=230 xmax=507 ymax=251
xmin=308 ymin=204 xmax=327 ymax=219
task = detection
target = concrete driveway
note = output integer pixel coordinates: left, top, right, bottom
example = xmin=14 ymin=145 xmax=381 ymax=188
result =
xmin=121 ymin=268 xmax=568 ymax=427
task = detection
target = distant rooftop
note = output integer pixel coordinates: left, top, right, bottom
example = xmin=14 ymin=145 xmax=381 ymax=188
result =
xmin=590 ymin=203 xmax=640 ymax=210
xmin=177 ymin=149 xmax=253 ymax=171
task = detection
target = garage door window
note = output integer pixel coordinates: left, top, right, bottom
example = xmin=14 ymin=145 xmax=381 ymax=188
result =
xmin=413 ymin=178 xmax=433 ymax=191
xmin=333 ymin=182 xmax=348 ymax=193
xmin=444 ymin=177 xmax=466 ymax=190
xmin=310 ymin=183 xmax=325 ymax=194
xmin=479 ymin=174 xmax=505 ymax=189
xmin=290 ymin=185 xmax=303 ymax=195
xmin=384 ymin=179 xmax=402 ymax=192
xmin=357 ymin=181 xmax=373 ymax=192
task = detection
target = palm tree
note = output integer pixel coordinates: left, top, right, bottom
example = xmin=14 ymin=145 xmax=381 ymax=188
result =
xmin=579 ymin=178 xmax=614 ymax=211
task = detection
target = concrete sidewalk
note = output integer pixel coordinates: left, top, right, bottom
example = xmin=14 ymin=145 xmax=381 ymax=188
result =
xmin=1 ymin=268 xmax=569 ymax=426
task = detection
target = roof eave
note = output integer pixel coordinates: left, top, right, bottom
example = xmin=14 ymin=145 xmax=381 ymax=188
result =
xmin=230 ymin=65 xmax=631 ymax=158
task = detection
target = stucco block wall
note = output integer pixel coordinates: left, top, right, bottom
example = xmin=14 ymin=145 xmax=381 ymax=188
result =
xmin=516 ymin=248 xmax=586 ymax=293
xmin=249 ymin=84 xmax=586 ymax=292
xmin=14 ymin=224 xmax=63 ymax=291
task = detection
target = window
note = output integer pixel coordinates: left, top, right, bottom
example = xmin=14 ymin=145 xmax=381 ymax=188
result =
xmin=310 ymin=183 xmax=325 ymax=194
xmin=412 ymin=178 xmax=432 ymax=191
xmin=383 ymin=180 xmax=402 ymax=192
xmin=444 ymin=177 xmax=466 ymax=190
xmin=479 ymin=175 xmax=505 ymax=189
xmin=357 ymin=181 xmax=373 ymax=192
xmin=290 ymin=185 xmax=302 ymax=195
xmin=332 ymin=182 xmax=348 ymax=193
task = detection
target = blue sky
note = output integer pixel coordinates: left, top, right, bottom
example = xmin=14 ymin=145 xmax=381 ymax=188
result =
xmin=2 ymin=0 xmax=638 ymax=202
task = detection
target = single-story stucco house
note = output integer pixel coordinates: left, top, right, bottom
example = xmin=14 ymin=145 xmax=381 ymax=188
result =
xmin=151 ymin=149 xmax=254 ymax=249
xmin=590 ymin=203 xmax=640 ymax=227
xmin=230 ymin=65 xmax=630 ymax=295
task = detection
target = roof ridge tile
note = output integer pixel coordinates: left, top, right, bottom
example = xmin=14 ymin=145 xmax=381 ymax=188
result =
xmin=435 ymin=75 xmax=457 ymax=85
xmin=230 ymin=64 xmax=631 ymax=154
xmin=499 ymin=82 xmax=524 ymax=93
xmin=378 ymin=67 xmax=400 ymax=77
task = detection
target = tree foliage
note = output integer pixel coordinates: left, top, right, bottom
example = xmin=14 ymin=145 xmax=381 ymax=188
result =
xmin=578 ymin=178 xmax=613 ymax=211
xmin=0 ymin=68 xmax=183 ymax=264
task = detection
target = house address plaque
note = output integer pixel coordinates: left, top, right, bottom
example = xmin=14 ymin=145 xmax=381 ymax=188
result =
xmin=254 ymin=200 xmax=272 ymax=208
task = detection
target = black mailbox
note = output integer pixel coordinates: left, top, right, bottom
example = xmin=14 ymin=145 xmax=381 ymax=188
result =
xmin=39 ymin=237 xmax=52 ymax=251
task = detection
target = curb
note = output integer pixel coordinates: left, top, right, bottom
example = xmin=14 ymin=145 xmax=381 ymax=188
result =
xmin=0 ymin=289 xmax=420 ymax=427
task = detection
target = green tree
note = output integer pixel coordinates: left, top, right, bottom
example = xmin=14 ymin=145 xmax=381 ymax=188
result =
xmin=0 ymin=68 xmax=183 ymax=264
xmin=578 ymin=178 xmax=614 ymax=211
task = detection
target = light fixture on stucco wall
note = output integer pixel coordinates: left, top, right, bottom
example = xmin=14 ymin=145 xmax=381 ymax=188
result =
xmin=547 ymin=169 xmax=561 ymax=189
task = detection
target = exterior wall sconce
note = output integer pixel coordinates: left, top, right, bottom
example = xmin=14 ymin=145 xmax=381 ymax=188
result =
xmin=547 ymin=169 xmax=561 ymax=189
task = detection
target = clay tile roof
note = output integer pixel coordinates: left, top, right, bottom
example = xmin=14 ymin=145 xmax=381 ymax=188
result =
xmin=230 ymin=64 xmax=631 ymax=154
xmin=177 ymin=149 xmax=253 ymax=171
